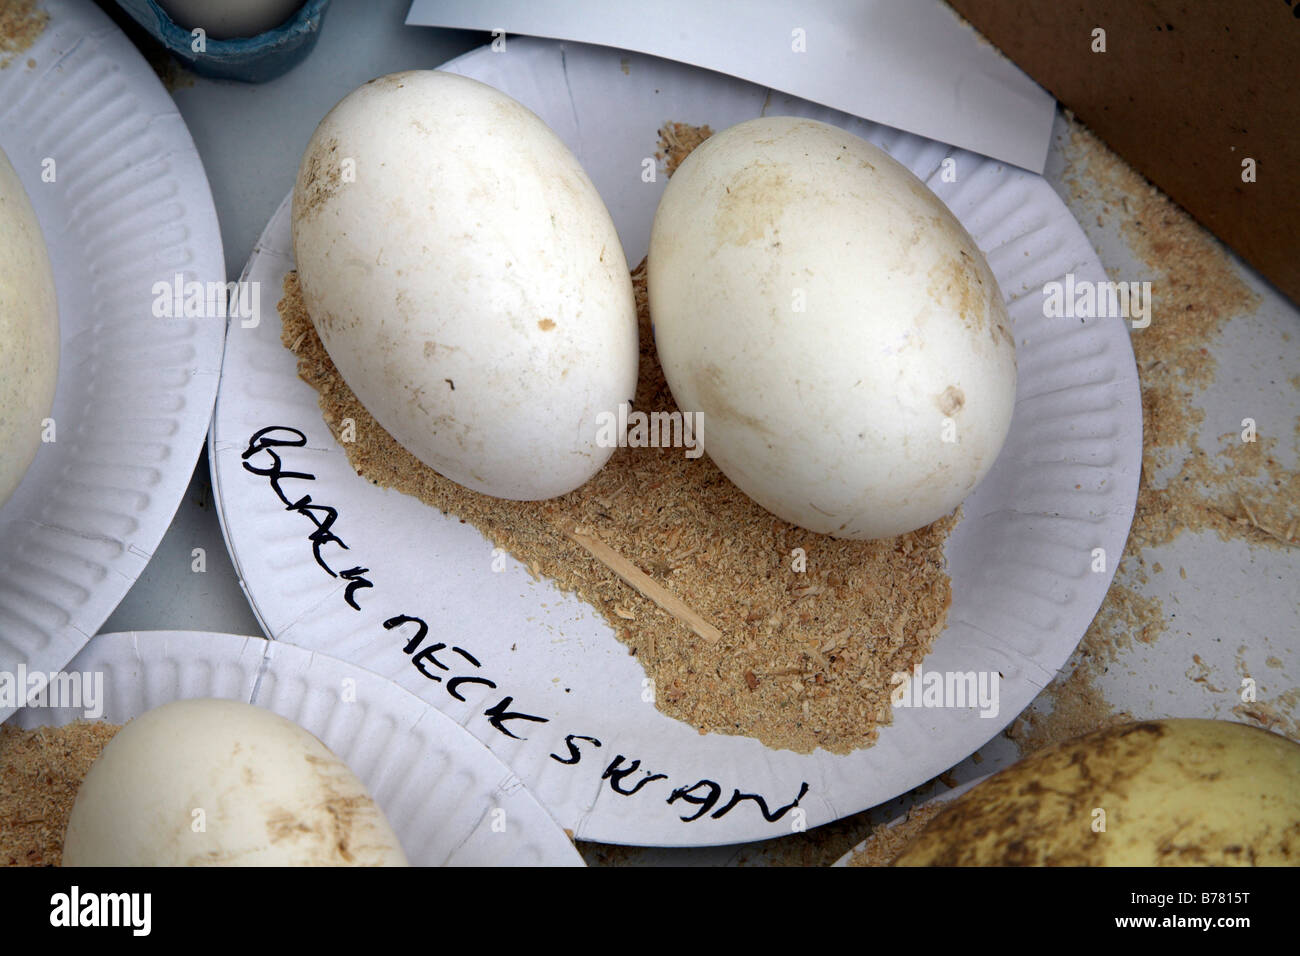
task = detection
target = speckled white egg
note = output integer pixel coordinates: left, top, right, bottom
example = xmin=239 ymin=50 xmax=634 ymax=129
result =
xmin=292 ymin=71 xmax=638 ymax=501
xmin=63 ymin=698 xmax=409 ymax=866
xmin=0 ymin=144 xmax=58 ymax=510
xmin=648 ymin=117 xmax=1016 ymax=539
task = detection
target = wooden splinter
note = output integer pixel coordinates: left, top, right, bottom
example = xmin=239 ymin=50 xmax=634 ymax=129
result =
xmin=564 ymin=523 xmax=722 ymax=645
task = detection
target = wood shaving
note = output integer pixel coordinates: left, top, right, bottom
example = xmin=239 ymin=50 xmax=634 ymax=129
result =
xmin=0 ymin=0 xmax=46 ymax=68
xmin=655 ymin=122 xmax=712 ymax=176
xmin=1233 ymin=697 xmax=1299 ymax=741
xmin=1005 ymin=655 xmax=1133 ymax=755
xmin=847 ymin=800 xmax=946 ymax=867
xmin=278 ymin=123 xmax=958 ymax=755
xmin=1231 ymin=647 xmax=1300 ymax=740
xmin=0 ymin=721 xmax=119 ymax=867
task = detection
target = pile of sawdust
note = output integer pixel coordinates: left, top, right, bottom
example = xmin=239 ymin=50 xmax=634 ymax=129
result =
xmin=847 ymin=800 xmax=947 ymax=867
xmin=0 ymin=0 xmax=45 ymax=69
xmin=655 ymin=121 xmax=713 ymax=176
xmin=0 ymin=722 xmax=119 ymax=866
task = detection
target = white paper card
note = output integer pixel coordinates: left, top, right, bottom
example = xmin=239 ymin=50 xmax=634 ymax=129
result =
xmin=405 ymin=0 xmax=1055 ymax=172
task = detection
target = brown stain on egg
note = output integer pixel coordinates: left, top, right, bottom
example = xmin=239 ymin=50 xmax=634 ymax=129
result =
xmin=266 ymin=811 xmax=312 ymax=843
xmin=296 ymin=136 xmax=343 ymax=222
xmin=894 ymin=722 xmax=1168 ymax=867
xmin=935 ymin=385 xmax=965 ymax=416
xmin=693 ymin=362 xmax=773 ymax=436
xmin=927 ymin=249 xmax=988 ymax=335
xmin=537 ymin=318 xmax=557 ymax=331
xmin=420 ymin=338 xmax=459 ymax=359
xmin=890 ymin=722 xmax=1300 ymax=867
xmin=994 ymin=319 xmax=1015 ymax=349
xmin=366 ymin=74 xmax=409 ymax=90
xmin=713 ymin=162 xmax=803 ymax=246
xmin=311 ymin=305 xmax=336 ymax=337
xmin=260 ymin=752 xmax=393 ymax=864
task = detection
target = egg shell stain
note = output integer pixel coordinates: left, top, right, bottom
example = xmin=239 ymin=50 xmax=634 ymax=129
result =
xmin=296 ymin=136 xmax=343 ymax=222
xmin=900 ymin=722 xmax=1169 ymax=866
xmin=935 ymin=385 xmax=965 ymax=416
xmin=693 ymin=362 xmax=775 ymax=435
xmin=713 ymin=162 xmax=804 ymax=246
xmin=927 ymin=253 xmax=988 ymax=335
xmin=898 ymin=721 xmax=1300 ymax=866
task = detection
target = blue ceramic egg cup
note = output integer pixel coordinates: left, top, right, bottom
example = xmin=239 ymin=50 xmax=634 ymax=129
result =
xmin=114 ymin=0 xmax=332 ymax=83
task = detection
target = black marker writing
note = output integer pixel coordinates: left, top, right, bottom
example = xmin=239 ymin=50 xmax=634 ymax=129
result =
xmin=247 ymin=425 xmax=817 ymax=828
xmin=339 ymin=566 xmax=373 ymax=610
xmin=712 ymin=782 xmax=810 ymax=822
xmin=384 ymin=614 xmax=427 ymax=652
xmin=447 ymin=675 xmax=496 ymax=701
xmin=411 ymin=643 xmax=450 ymax=680
xmin=667 ymin=780 xmax=722 ymax=822
xmin=483 ymin=696 xmax=549 ymax=740
xmin=241 ymin=426 xmax=350 ymax=577
xmin=386 ymin=613 xmax=548 ymax=739
xmin=602 ymin=755 xmax=668 ymax=796
xmin=550 ymin=734 xmax=602 ymax=765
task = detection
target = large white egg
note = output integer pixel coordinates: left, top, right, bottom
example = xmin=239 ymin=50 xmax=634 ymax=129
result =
xmin=648 ymin=117 xmax=1016 ymax=539
xmin=0 ymin=144 xmax=58 ymax=510
xmin=63 ymin=698 xmax=409 ymax=866
xmin=292 ymin=71 xmax=638 ymax=501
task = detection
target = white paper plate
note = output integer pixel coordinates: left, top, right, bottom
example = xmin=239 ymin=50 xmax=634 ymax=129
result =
xmin=209 ymin=39 xmax=1141 ymax=846
xmin=0 ymin=0 xmax=226 ymax=718
xmin=9 ymin=630 xmax=584 ymax=866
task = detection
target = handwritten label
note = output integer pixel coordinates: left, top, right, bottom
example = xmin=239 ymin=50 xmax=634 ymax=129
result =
xmin=242 ymin=425 xmax=810 ymax=827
